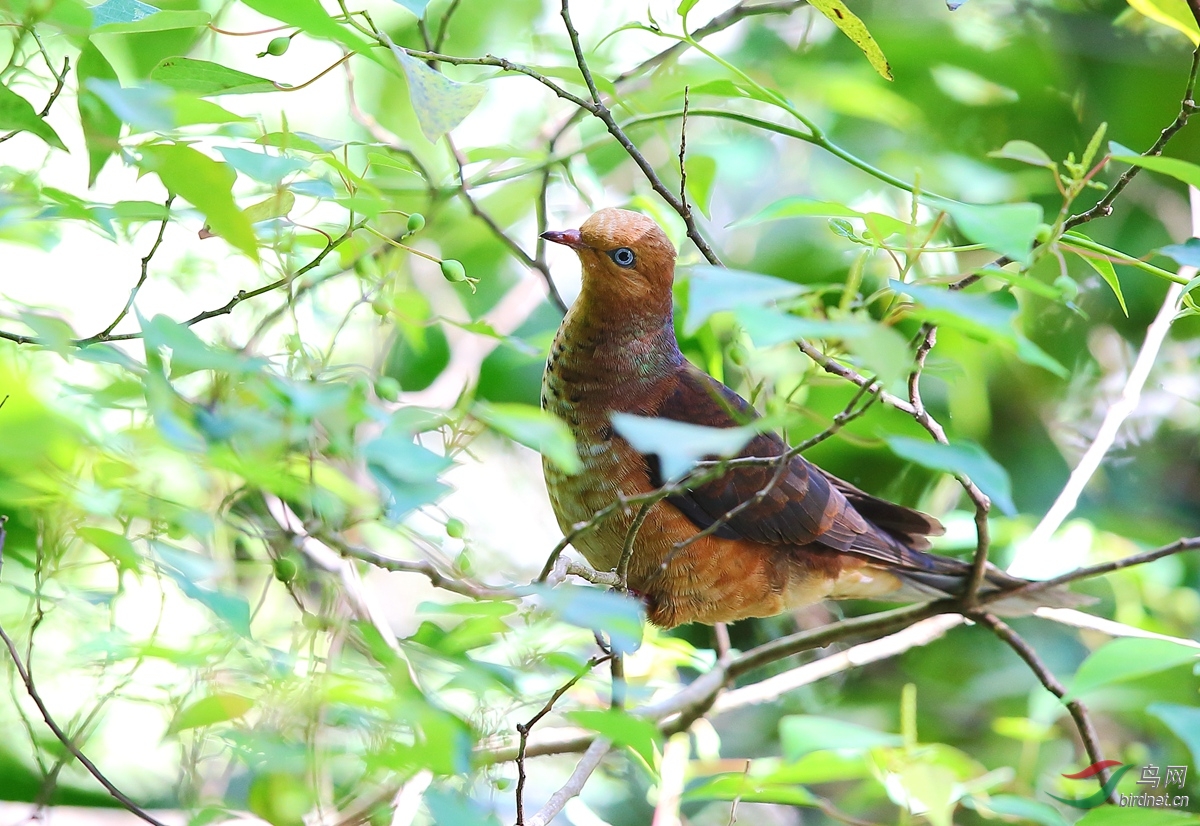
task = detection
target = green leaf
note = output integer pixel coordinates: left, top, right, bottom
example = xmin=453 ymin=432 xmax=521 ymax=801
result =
xmin=684 ymin=154 xmax=717 ymax=219
xmin=682 ymin=774 xmax=818 ymax=807
xmin=567 ymin=709 xmax=662 ymax=766
xmin=971 ymin=794 xmax=1068 ymax=826
xmin=90 ymin=0 xmax=211 ymax=32
xmin=677 ymin=0 xmax=700 ymax=17
xmin=611 ymin=413 xmax=756 ymax=482
xmin=1075 ymin=807 xmax=1200 ymax=826
xmin=931 ymin=64 xmax=1019 ymax=105
xmin=241 ymin=191 xmax=296 ymax=225
xmin=473 ymin=402 xmax=581 ymax=474
xmin=422 ymin=789 xmax=501 ymax=826
xmin=154 ymin=544 xmax=252 ymax=637
xmin=87 ymin=80 xmax=250 ymax=130
xmin=150 ymin=58 xmax=277 ymax=96
xmin=885 ymin=436 xmax=1015 ymax=515
xmin=392 ymin=0 xmax=432 ymax=16
xmin=988 ymin=139 xmax=1056 ymax=169
xmin=141 ymin=314 xmax=263 ymax=377
xmin=389 ymin=45 xmax=486 ymax=143
xmin=139 ymin=144 xmax=258 ymax=260
xmin=168 ymin=693 xmax=254 ymax=734
xmin=535 ymin=585 xmax=644 ymax=654
xmin=934 ymin=199 xmax=1043 ymax=264
xmin=78 ymin=527 xmax=140 ymax=572
xmin=1067 ymin=638 xmax=1199 ymax=698
xmin=780 ymin=715 xmax=901 ymax=760
xmin=734 ymin=306 xmax=910 ymax=385
xmin=731 ymin=196 xmax=862 ymax=228
xmin=806 ymin=0 xmax=892 ymax=80
xmin=1148 ymin=703 xmax=1200 ymax=767
xmin=215 ymin=147 xmax=308 ymax=185
xmin=0 ymin=82 xmax=66 ymax=150
xmin=678 ymin=264 xmax=808 ymax=335
xmin=1110 ymin=141 xmax=1200 ymax=187
xmin=77 ymin=43 xmax=121 ymax=186
xmin=1068 ymin=243 xmax=1128 ymax=315
xmin=1160 ymin=237 xmax=1200 ymax=267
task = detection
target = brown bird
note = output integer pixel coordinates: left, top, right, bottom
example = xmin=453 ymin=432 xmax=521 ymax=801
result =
xmin=540 ymin=208 xmax=1066 ymax=628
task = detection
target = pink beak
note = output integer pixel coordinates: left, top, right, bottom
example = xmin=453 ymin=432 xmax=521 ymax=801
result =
xmin=541 ymin=228 xmax=586 ymax=250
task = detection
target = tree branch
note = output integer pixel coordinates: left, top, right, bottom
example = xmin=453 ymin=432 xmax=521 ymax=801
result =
xmin=972 ymin=612 xmax=1116 ymax=802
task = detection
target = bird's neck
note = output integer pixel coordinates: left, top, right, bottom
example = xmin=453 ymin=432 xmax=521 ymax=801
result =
xmin=557 ymin=287 xmax=682 ymax=385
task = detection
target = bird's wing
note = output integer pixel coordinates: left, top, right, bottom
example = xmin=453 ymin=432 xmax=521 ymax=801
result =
xmin=643 ymin=362 xmax=943 ymax=568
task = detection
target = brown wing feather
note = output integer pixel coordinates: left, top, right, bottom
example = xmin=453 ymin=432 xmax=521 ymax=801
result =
xmin=644 ymin=362 xmax=944 ymax=571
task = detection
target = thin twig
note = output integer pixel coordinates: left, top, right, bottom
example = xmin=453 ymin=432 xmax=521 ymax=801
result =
xmin=0 ymin=622 xmax=171 ymax=826
xmin=94 ymin=196 xmax=175 ymax=339
xmin=515 ymin=654 xmax=612 ymax=825
xmin=1014 ymin=185 xmax=1197 ymax=567
xmin=558 ymin=0 xmax=722 ymax=265
xmin=0 ymin=221 xmax=364 ymax=347
xmin=1064 ymin=45 xmax=1200 ymax=231
xmin=972 ymin=612 xmax=1115 ymax=803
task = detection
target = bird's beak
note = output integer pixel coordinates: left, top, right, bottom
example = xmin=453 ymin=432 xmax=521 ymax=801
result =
xmin=541 ymin=228 xmax=586 ymax=250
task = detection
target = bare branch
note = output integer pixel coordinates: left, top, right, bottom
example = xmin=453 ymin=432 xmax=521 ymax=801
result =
xmin=973 ymin=612 xmax=1116 ymax=803
xmin=558 ymin=0 xmax=723 ymax=265
xmin=526 ymin=738 xmax=612 ymax=826
xmin=1065 ymin=45 xmax=1200 ymax=230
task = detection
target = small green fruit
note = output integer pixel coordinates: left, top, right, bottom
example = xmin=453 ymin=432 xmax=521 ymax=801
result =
xmin=1053 ymin=275 xmax=1079 ymax=301
xmin=728 ymin=345 xmax=747 ymax=366
xmin=265 ymin=36 xmax=290 ymax=56
xmin=371 ymin=296 xmax=390 ymax=316
xmin=440 ymin=259 xmax=467 ymax=283
xmin=406 ymin=212 xmax=426 ymax=233
xmin=374 ymin=376 xmax=400 ymax=401
xmin=446 ymin=518 xmax=466 ymax=538
xmin=273 ymin=557 xmax=298 ymax=583
xmin=1034 ymin=223 xmax=1054 ymax=244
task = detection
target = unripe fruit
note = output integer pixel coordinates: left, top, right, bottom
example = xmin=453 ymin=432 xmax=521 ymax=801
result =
xmin=374 ymin=376 xmax=400 ymax=401
xmin=440 ymin=259 xmax=467 ymax=283
xmin=406 ymin=212 xmax=426 ymax=233
xmin=371 ymin=296 xmax=390 ymax=316
xmin=1053 ymin=275 xmax=1079 ymax=301
xmin=1034 ymin=223 xmax=1054 ymax=244
xmin=265 ymin=36 xmax=290 ymax=56
xmin=446 ymin=518 xmax=466 ymax=538
xmin=273 ymin=557 xmax=297 ymax=583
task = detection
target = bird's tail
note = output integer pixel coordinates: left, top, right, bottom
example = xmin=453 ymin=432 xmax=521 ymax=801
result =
xmin=891 ymin=555 xmax=1092 ymax=615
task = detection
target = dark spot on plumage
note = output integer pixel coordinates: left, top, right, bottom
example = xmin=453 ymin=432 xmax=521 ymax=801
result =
xmin=599 ymin=424 xmax=612 ymax=441
xmin=569 ymin=393 xmax=582 ymax=404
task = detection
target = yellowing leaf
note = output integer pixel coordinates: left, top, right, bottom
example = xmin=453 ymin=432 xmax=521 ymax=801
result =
xmin=1127 ymin=0 xmax=1200 ymax=44
xmin=807 ymin=0 xmax=892 ymax=81
xmin=390 ymin=45 xmax=486 ymax=143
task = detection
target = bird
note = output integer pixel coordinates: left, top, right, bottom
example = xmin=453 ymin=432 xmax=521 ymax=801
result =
xmin=539 ymin=207 xmax=1076 ymax=628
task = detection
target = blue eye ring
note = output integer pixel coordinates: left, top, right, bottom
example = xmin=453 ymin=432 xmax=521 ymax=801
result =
xmin=609 ymin=247 xmax=636 ymax=268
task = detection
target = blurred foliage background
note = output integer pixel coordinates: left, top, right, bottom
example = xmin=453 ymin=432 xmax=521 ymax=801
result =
xmin=0 ymin=0 xmax=1199 ymax=824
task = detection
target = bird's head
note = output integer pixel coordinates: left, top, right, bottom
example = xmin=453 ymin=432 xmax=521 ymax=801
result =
xmin=542 ymin=208 xmax=677 ymax=309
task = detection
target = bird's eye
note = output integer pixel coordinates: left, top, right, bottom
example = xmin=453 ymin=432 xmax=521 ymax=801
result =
xmin=609 ymin=247 xmax=636 ymax=268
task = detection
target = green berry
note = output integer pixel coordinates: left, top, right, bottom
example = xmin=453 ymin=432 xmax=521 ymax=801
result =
xmin=374 ymin=376 xmax=400 ymax=401
xmin=446 ymin=518 xmax=466 ymax=538
xmin=1034 ymin=223 xmax=1054 ymax=244
xmin=371 ymin=296 xmax=390 ymax=316
xmin=440 ymin=259 xmax=467 ymax=283
xmin=1053 ymin=275 xmax=1079 ymax=301
xmin=273 ymin=557 xmax=297 ymax=583
xmin=406 ymin=212 xmax=426 ymax=233
xmin=728 ymin=345 xmax=747 ymax=366
xmin=266 ymin=36 xmax=290 ymax=56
